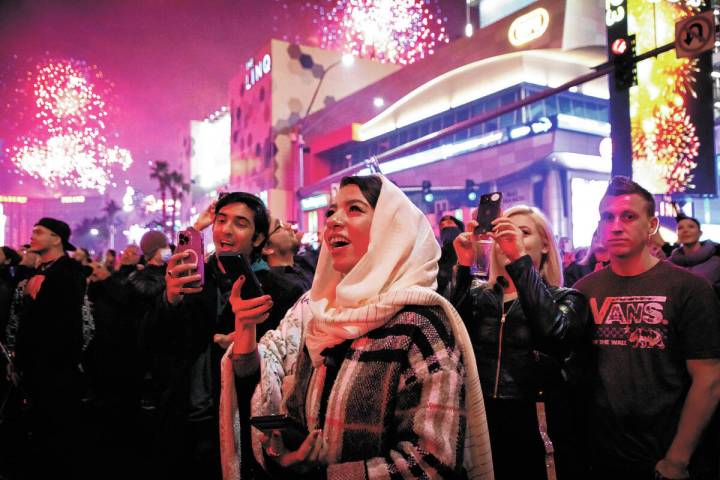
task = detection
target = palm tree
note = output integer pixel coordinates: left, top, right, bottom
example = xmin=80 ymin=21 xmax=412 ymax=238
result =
xmin=102 ymin=199 xmax=121 ymax=249
xmin=149 ymin=160 xmax=171 ymax=236
xmin=168 ymin=170 xmax=190 ymax=237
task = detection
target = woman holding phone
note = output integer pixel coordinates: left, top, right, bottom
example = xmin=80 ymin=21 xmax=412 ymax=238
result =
xmin=219 ymin=175 xmax=494 ymax=479
xmin=451 ymin=205 xmax=590 ymax=479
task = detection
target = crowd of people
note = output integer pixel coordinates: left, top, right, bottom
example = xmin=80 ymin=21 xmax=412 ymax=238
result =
xmin=0 ymin=174 xmax=718 ymax=480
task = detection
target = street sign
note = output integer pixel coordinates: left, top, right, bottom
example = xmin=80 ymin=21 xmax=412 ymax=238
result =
xmin=675 ymin=11 xmax=715 ymax=58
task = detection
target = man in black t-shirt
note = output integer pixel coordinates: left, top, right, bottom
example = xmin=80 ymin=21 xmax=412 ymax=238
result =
xmin=574 ymin=177 xmax=720 ymax=480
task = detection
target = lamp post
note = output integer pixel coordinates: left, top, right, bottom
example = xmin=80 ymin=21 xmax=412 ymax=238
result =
xmin=295 ymin=53 xmax=354 ymax=230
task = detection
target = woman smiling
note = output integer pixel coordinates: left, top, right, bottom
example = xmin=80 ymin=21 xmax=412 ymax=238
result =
xmin=219 ymin=175 xmax=493 ymax=479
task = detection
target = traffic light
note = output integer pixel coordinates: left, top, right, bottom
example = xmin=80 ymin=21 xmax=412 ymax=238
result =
xmin=421 ymin=181 xmax=434 ymax=203
xmin=465 ymin=179 xmax=478 ymax=202
xmin=611 ymin=35 xmax=637 ymax=91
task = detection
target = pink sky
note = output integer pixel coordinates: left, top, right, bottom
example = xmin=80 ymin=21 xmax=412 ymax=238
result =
xmin=0 ymin=0 xmax=463 ymax=199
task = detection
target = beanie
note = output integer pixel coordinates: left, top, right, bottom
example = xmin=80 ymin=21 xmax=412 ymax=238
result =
xmin=140 ymin=231 xmax=169 ymax=260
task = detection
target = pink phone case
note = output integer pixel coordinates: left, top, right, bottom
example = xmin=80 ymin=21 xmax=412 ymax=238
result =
xmin=176 ymin=227 xmax=204 ymax=288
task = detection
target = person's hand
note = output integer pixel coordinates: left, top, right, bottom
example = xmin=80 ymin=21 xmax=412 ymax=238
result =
xmin=261 ymin=429 xmax=322 ymax=473
xmin=165 ymin=251 xmax=203 ymax=305
xmin=655 ymin=458 xmax=689 ymax=479
xmin=453 ymin=232 xmax=476 ymax=267
xmin=192 ymin=200 xmax=217 ymax=232
xmin=213 ymin=332 xmax=235 ymax=349
xmin=230 ymin=276 xmax=273 ymax=328
xmin=491 ymin=216 xmax=526 ymax=265
xmin=25 ymin=275 xmax=45 ymax=300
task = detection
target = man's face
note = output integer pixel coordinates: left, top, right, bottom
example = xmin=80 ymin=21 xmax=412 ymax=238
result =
xmin=676 ymin=219 xmax=701 ymax=246
xmin=265 ymin=218 xmax=299 ymax=256
xmin=212 ymin=202 xmax=264 ymax=256
xmin=30 ymin=225 xmax=59 ymax=254
xmin=598 ymin=194 xmax=657 ymax=259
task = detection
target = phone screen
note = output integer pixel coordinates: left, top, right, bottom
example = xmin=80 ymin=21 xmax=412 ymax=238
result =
xmin=474 ymin=192 xmax=503 ymax=235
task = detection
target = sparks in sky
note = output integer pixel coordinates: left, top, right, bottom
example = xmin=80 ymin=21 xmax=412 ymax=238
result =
xmin=628 ymin=0 xmax=704 ymax=194
xmin=321 ymin=0 xmax=449 ymax=65
xmin=6 ymin=58 xmax=131 ymax=193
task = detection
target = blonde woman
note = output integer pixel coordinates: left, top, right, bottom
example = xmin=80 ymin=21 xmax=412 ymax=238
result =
xmin=452 ymin=205 xmax=590 ymax=479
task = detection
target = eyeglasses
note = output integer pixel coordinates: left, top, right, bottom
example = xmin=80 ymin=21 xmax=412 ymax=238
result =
xmin=268 ymin=219 xmax=287 ymax=238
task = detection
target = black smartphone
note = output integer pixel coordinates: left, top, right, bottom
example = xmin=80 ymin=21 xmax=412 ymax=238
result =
xmin=249 ymin=414 xmax=308 ymax=451
xmin=176 ymin=228 xmax=205 ymax=288
xmin=474 ymin=192 xmax=503 ymax=235
xmin=217 ymin=253 xmax=265 ymax=298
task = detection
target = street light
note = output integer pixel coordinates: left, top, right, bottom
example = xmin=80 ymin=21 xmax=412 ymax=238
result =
xmin=303 ymin=53 xmax=355 ymax=119
xmin=294 ymin=53 xmax=355 ymax=231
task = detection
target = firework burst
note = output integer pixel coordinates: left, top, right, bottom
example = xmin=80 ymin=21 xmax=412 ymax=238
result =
xmin=320 ymin=0 xmax=449 ymax=65
xmin=5 ymin=58 xmax=131 ymax=193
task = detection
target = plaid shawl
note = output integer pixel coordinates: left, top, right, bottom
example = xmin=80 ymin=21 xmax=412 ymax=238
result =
xmin=220 ymin=295 xmax=494 ymax=479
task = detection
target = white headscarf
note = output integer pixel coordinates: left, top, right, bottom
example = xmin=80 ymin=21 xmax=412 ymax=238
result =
xmin=303 ymin=174 xmax=494 ymax=479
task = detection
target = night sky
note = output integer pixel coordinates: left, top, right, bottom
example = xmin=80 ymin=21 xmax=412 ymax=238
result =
xmin=0 ymin=0 xmax=465 ymax=199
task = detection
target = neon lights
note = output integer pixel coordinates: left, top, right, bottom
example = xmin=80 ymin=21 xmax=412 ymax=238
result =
xmin=60 ymin=195 xmax=85 ymax=203
xmin=557 ymin=114 xmax=611 ymax=136
xmin=244 ymin=54 xmax=272 ymax=91
xmin=508 ymin=8 xmax=550 ymax=46
xmin=0 ymin=196 xmax=28 ymax=204
xmin=301 ymin=194 xmax=330 ymax=211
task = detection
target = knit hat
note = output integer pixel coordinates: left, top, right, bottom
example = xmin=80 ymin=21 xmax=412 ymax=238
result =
xmin=140 ymin=231 xmax=169 ymax=260
xmin=35 ymin=217 xmax=76 ymax=251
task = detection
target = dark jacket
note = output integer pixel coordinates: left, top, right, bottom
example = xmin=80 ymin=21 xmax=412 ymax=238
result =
xmin=451 ymin=255 xmax=590 ymax=400
xmin=144 ymin=255 xmax=304 ymax=471
xmin=86 ymin=264 xmax=154 ymax=394
xmin=15 ymin=254 xmax=86 ymax=393
xmin=670 ymin=240 xmax=720 ymax=295
xmin=437 ymin=242 xmax=457 ymax=297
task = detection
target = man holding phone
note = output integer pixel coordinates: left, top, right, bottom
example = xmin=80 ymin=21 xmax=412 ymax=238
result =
xmin=145 ymin=192 xmax=303 ymax=480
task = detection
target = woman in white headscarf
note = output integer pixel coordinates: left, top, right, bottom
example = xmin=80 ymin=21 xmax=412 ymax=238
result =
xmin=219 ymin=174 xmax=493 ymax=480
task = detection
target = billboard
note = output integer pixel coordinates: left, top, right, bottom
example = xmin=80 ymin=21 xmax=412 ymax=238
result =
xmin=606 ymin=0 xmax=716 ymax=195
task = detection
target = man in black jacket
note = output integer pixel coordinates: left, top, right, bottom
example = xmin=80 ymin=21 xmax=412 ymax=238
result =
xmin=147 ymin=192 xmax=303 ymax=480
xmin=15 ymin=218 xmax=86 ymax=478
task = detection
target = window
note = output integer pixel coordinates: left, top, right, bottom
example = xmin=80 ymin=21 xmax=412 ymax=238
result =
xmin=528 ymin=101 xmax=544 ymax=121
xmin=544 ymin=97 xmax=558 ymax=116
xmin=499 ymin=112 xmax=515 ymax=128
xmin=456 ymin=107 xmax=469 ymax=122
xmin=559 ymin=97 xmax=571 ymax=114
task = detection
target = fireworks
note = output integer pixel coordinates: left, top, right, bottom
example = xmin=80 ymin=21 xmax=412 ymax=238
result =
xmin=5 ymin=58 xmax=132 ymax=193
xmin=628 ymin=0 xmax=704 ymax=194
xmin=320 ymin=0 xmax=449 ymax=65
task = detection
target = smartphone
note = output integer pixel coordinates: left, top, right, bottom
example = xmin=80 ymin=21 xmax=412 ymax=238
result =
xmin=249 ymin=414 xmax=308 ymax=451
xmin=474 ymin=192 xmax=503 ymax=235
xmin=176 ymin=227 xmax=205 ymax=288
xmin=217 ymin=253 xmax=264 ymax=298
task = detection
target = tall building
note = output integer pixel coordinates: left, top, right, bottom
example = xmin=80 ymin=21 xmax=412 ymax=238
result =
xmin=224 ymin=0 xmax=720 ymax=246
xmin=226 ymin=40 xmax=400 ymax=223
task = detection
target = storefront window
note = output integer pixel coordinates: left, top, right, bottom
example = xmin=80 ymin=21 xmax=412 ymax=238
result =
xmin=308 ymin=210 xmax=318 ymax=233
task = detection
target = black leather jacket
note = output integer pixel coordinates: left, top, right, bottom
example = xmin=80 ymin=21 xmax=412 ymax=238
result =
xmin=451 ymin=255 xmax=590 ymax=400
